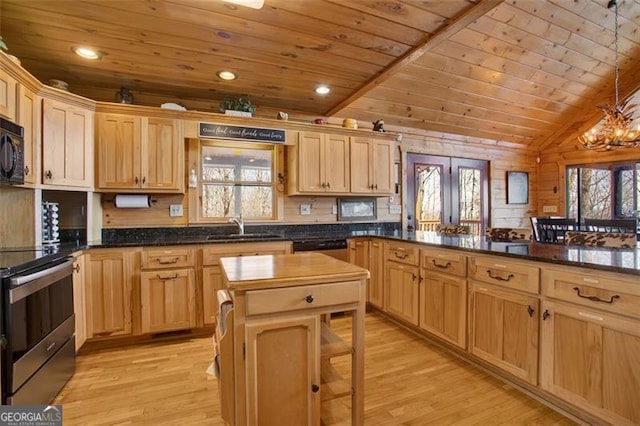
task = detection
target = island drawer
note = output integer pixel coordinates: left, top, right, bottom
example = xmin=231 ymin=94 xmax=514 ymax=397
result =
xmin=542 ymin=268 xmax=640 ymax=319
xmin=421 ymin=248 xmax=466 ymax=277
xmin=385 ymin=242 xmax=419 ymax=266
xmin=469 ymin=256 xmax=539 ymax=294
xmin=141 ymin=246 xmax=195 ymax=269
xmin=202 ymin=242 xmax=291 ymax=266
xmin=245 ymin=280 xmax=361 ymax=316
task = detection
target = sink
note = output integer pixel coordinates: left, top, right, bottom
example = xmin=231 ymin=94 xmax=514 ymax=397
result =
xmin=206 ymin=233 xmax=281 ymax=240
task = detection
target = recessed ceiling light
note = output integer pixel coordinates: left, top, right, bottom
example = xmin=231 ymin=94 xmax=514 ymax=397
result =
xmin=217 ymin=70 xmax=237 ymax=81
xmin=72 ymin=46 xmax=101 ymax=60
xmin=315 ymin=85 xmax=330 ymax=95
xmin=223 ymin=0 xmax=264 ymax=9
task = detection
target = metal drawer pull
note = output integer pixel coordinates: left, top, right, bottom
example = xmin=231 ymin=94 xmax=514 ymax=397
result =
xmin=157 ymin=273 xmax=179 ymax=280
xmin=311 ymin=384 xmax=320 ymax=393
xmin=527 ymin=305 xmax=534 ymax=317
xmin=305 ymin=295 xmax=314 ymax=303
xmin=486 ymin=270 xmax=514 ymax=281
xmin=157 ymin=257 xmax=180 ymax=264
xmin=432 ymin=260 xmax=451 ymax=269
xmin=542 ymin=310 xmax=550 ymax=320
xmin=573 ymin=287 xmax=620 ymax=304
xmin=394 ymin=252 xmax=409 ymax=259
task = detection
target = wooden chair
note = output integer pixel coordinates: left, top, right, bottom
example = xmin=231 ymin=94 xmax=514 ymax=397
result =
xmin=435 ymin=224 xmax=470 ymax=235
xmin=485 ymin=227 xmax=531 ymax=241
xmin=564 ymin=231 xmax=636 ymax=248
xmin=535 ymin=218 xmax=577 ymax=243
xmin=584 ymin=218 xmax=637 ymax=234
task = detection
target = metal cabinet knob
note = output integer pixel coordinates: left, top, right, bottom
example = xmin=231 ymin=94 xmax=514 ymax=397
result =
xmin=305 ymin=295 xmax=314 ymax=303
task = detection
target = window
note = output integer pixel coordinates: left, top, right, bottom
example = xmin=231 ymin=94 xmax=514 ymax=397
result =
xmin=200 ymin=142 xmax=276 ymax=220
xmin=567 ymin=162 xmax=640 ymax=222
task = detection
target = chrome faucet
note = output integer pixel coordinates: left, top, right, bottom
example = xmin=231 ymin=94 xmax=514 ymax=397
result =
xmin=229 ymin=215 xmax=244 ymax=235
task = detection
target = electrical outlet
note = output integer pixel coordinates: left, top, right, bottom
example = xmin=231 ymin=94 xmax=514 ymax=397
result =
xmin=169 ymin=204 xmax=183 ymax=217
xmin=332 ymin=205 xmax=337 ymax=215
xmin=542 ymin=205 xmax=557 ymax=213
xmin=389 ymin=205 xmax=402 ymax=214
xmin=300 ymin=204 xmax=311 ymax=215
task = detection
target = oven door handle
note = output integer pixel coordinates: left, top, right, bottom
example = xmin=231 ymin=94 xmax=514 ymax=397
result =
xmin=8 ymin=258 xmax=74 ymax=304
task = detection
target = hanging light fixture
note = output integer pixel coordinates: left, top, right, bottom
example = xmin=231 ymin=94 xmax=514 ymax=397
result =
xmin=579 ymin=0 xmax=640 ymax=151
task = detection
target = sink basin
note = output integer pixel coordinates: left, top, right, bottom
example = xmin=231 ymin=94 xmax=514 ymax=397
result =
xmin=207 ymin=233 xmax=281 ymax=240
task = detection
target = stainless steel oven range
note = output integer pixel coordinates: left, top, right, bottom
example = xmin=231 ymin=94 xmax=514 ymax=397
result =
xmin=0 ymin=246 xmax=76 ymax=405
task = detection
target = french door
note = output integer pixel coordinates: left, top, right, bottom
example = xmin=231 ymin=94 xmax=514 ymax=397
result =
xmin=407 ymin=154 xmax=489 ymax=235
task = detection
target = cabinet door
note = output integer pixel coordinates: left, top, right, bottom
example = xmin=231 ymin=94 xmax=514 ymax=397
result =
xmin=420 ymin=271 xmax=466 ymax=349
xmin=298 ymin=132 xmax=324 ymax=192
xmin=469 ymin=282 xmax=539 ymax=385
xmin=17 ymin=84 xmax=39 ymax=184
xmin=350 ymin=137 xmax=372 ymax=193
xmin=202 ymin=265 xmax=223 ymax=325
xmin=245 ymin=315 xmax=320 ymax=425
xmin=369 ymin=240 xmax=385 ymax=309
xmin=540 ymin=301 xmax=640 ymax=425
xmin=385 ymin=262 xmax=419 ymax=325
xmin=72 ymin=254 xmax=87 ymax=352
xmin=42 ymin=98 xmax=93 ymax=187
xmin=142 ymin=117 xmax=182 ymax=191
xmin=97 ymin=113 xmax=141 ymax=189
xmin=140 ymin=269 xmax=196 ymax=333
xmin=371 ymin=139 xmax=394 ymax=194
xmin=0 ymin=68 xmax=17 ymax=121
xmin=324 ymin=133 xmax=350 ymax=193
xmin=85 ymin=249 xmax=134 ymax=338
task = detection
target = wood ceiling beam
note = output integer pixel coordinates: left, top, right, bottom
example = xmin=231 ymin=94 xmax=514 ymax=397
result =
xmin=324 ymin=0 xmax=505 ymax=117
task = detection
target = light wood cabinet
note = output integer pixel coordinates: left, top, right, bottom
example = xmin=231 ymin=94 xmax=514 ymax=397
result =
xmin=85 ymin=248 xmax=135 ymax=338
xmin=369 ymin=239 xmax=385 ymax=309
xmin=42 ymin=97 xmax=93 ymax=188
xmin=16 ymin=84 xmax=39 ymax=184
xmin=469 ymin=282 xmax=539 ymax=385
xmin=348 ymin=238 xmax=370 ymax=298
xmin=72 ymin=253 xmax=87 ymax=352
xmin=289 ymin=131 xmax=350 ymax=194
xmin=96 ymin=113 xmax=183 ymax=192
xmin=350 ymin=137 xmax=394 ymax=194
xmin=140 ymin=246 xmax=196 ymax=333
xmin=419 ymin=248 xmax=467 ymax=349
xmin=384 ymin=242 xmax=420 ymax=325
xmin=0 ymin=67 xmax=17 ymax=121
xmin=201 ymin=241 xmax=292 ymax=326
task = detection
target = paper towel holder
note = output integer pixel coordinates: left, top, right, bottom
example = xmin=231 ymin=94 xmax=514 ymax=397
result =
xmin=113 ymin=194 xmax=157 ymax=208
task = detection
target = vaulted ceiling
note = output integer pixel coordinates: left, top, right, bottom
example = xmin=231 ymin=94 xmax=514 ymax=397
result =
xmin=2 ymin=0 xmax=640 ymax=151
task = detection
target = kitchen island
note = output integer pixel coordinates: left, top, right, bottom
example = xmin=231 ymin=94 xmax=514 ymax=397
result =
xmin=217 ymin=252 xmax=369 ymax=426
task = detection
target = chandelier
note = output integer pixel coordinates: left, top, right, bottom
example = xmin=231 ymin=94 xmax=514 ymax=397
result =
xmin=579 ymin=0 xmax=640 ymax=151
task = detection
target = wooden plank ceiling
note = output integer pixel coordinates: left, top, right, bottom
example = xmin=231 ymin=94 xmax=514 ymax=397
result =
xmin=2 ymin=0 xmax=640 ymax=150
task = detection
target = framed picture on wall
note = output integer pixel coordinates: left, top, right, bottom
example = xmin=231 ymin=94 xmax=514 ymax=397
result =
xmin=506 ymin=171 xmax=529 ymax=204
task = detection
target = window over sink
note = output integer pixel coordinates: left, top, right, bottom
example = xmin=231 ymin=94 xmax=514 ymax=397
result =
xmin=198 ymin=141 xmax=277 ymax=221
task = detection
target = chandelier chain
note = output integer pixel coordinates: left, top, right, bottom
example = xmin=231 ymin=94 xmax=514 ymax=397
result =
xmin=613 ymin=0 xmax=619 ymax=107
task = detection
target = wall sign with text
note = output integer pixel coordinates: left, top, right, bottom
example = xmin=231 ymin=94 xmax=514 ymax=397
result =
xmin=198 ymin=122 xmax=285 ymax=143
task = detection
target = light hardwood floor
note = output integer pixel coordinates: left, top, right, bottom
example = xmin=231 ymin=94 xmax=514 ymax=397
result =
xmin=55 ymin=312 xmax=575 ymax=425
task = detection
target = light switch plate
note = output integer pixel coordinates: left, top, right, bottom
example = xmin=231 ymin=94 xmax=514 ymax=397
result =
xmin=542 ymin=205 xmax=557 ymax=213
xmin=389 ymin=205 xmax=402 ymax=214
xmin=170 ymin=204 xmax=184 ymax=217
xmin=332 ymin=205 xmax=338 ymax=215
xmin=300 ymin=204 xmax=311 ymax=215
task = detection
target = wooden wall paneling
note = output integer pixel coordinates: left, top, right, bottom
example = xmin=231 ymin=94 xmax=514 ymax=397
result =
xmin=0 ymin=185 xmax=36 ymax=247
xmin=102 ymin=194 xmax=188 ymax=228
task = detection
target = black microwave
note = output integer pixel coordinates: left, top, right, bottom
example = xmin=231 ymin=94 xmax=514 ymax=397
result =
xmin=0 ymin=117 xmax=25 ymax=185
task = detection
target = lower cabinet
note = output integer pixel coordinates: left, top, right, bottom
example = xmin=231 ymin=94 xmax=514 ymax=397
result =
xmin=140 ymin=268 xmax=196 ymax=333
xmin=369 ymin=240 xmax=385 ymax=309
xmin=419 ymin=271 xmax=466 ymax=349
xmin=245 ymin=315 xmax=320 ymax=424
xmin=540 ymin=300 xmax=640 ymax=425
xmin=385 ymin=261 xmax=419 ymax=325
xmin=85 ymin=248 xmax=135 ymax=338
xmin=72 ymin=253 xmax=87 ymax=351
xmin=469 ymin=282 xmax=539 ymax=385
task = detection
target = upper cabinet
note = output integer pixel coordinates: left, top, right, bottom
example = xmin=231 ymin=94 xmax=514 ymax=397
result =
xmin=288 ymin=130 xmax=396 ymax=196
xmin=96 ymin=113 xmax=183 ymax=193
xmin=350 ymin=136 xmax=394 ymax=194
xmin=289 ymin=131 xmax=350 ymax=194
xmin=16 ymin=84 xmax=39 ymax=185
xmin=42 ymin=97 xmax=94 ymax=188
xmin=0 ymin=67 xmax=17 ymax=122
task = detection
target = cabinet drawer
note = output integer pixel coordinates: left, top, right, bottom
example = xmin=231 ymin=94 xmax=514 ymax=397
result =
xmin=469 ymin=256 xmax=539 ymax=294
xmin=385 ymin=242 xmax=419 ymax=266
xmin=202 ymin=242 xmax=291 ymax=266
xmin=421 ymin=248 xmax=466 ymax=277
xmin=246 ymin=280 xmax=361 ymax=316
xmin=141 ymin=246 xmax=195 ymax=269
xmin=542 ymin=268 xmax=640 ymax=319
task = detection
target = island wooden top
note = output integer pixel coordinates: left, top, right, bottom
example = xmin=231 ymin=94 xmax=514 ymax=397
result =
xmin=220 ymin=252 xmax=370 ymax=291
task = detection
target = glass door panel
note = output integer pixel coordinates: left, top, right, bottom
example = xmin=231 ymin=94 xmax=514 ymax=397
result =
xmin=415 ymin=165 xmax=443 ymax=231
